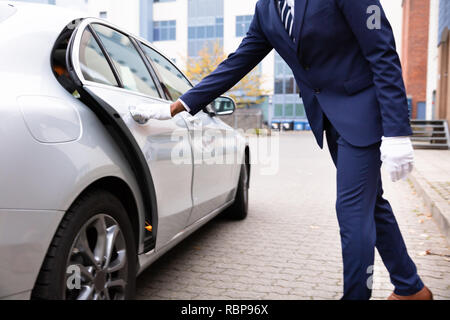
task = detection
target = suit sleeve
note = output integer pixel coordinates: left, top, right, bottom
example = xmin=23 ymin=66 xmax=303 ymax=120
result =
xmin=335 ymin=0 xmax=412 ymax=137
xmin=179 ymin=3 xmax=273 ymax=115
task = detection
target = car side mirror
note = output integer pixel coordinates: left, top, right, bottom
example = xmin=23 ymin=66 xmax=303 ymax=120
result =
xmin=212 ymin=96 xmax=236 ymax=116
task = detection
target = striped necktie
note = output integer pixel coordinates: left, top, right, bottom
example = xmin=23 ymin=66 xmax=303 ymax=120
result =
xmin=278 ymin=0 xmax=295 ymax=41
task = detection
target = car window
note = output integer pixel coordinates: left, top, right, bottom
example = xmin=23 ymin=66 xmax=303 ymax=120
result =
xmin=79 ymin=29 xmax=119 ymax=86
xmin=91 ymin=24 xmax=160 ymax=98
xmin=141 ymin=44 xmax=192 ymax=102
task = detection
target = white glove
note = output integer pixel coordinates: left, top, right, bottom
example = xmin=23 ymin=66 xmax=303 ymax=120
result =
xmin=129 ymin=104 xmax=172 ymax=124
xmin=380 ymin=137 xmax=414 ymax=182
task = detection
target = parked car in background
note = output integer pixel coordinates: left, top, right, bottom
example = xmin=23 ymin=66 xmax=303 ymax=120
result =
xmin=0 ymin=2 xmax=250 ymax=300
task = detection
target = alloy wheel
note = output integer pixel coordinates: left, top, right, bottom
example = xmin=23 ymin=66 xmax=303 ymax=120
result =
xmin=63 ymin=214 xmax=128 ymax=300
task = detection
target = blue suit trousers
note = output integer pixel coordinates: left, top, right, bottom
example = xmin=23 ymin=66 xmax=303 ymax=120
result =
xmin=325 ymin=119 xmax=424 ymax=300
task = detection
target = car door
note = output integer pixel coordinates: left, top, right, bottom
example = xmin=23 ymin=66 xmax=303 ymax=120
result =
xmin=185 ymin=110 xmax=239 ymax=225
xmin=69 ymin=20 xmax=193 ymax=251
xmin=139 ymin=45 xmax=239 ymax=226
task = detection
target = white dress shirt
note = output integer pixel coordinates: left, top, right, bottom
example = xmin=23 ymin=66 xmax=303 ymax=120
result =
xmin=278 ymin=0 xmax=295 ymax=17
xmin=286 ymin=0 xmax=295 ymax=17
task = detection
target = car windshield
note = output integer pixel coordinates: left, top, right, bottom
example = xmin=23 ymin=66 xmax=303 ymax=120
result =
xmin=0 ymin=4 xmax=17 ymax=23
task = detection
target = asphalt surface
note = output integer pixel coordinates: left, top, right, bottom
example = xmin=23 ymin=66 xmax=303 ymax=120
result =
xmin=136 ymin=132 xmax=450 ymax=300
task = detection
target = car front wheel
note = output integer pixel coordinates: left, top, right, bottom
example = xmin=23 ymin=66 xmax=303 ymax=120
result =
xmin=32 ymin=190 xmax=136 ymax=300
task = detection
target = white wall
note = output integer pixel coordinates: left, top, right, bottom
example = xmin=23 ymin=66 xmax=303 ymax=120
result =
xmin=54 ymin=0 xmax=88 ymax=12
xmin=426 ymin=0 xmax=439 ymax=119
xmin=380 ymin=0 xmax=403 ymax=54
xmin=151 ymin=0 xmax=274 ymax=93
xmin=151 ymin=0 xmax=188 ymax=69
xmin=223 ymin=0 xmax=257 ymax=53
xmin=224 ymin=0 xmax=274 ymax=93
xmin=84 ymin=0 xmax=140 ymax=34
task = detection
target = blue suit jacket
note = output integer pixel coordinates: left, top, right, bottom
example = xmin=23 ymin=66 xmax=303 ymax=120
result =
xmin=180 ymin=0 xmax=413 ymax=148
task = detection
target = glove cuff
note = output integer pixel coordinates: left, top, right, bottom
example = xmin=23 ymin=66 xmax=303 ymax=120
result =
xmin=381 ymin=136 xmax=411 ymax=144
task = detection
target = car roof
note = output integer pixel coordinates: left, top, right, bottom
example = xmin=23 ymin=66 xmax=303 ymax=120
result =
xmin=0 ymin=3 xmax=17 ymax=23
xmin=1 ymin=2 xmax=164 ymax=54
xmin=0 ymin=1 xmax=188 ymax=87
xmin=2 ymin=1 xmax=86 ymax=32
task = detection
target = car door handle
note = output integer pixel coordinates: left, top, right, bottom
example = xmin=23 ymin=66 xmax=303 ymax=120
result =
xmin=129 ymin=105 xmax=151 ymax=125
xmin=186 ymin=117 xmax=201 ymax=125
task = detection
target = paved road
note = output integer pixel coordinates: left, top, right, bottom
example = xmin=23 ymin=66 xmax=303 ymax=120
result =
xmin=136 ymin=132 xmax=450 ymax=300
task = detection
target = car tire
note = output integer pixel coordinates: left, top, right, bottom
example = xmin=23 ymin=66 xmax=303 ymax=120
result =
xmin=31 ymin=189 xmax=136 ymax=300
xmin=224 ymin=164 xmax=249 ymax=220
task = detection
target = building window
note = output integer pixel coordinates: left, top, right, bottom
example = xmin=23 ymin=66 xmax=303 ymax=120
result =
xmin=187 ymin=18 xmax=223 ymax=40
xmin=285 ymin=78 xmax=294 ymax=94
xmin=236 ymin=15 xmax=253 ymax=37
xmin=284 ymin=104 xmax=294 ymax=117
xmin=275 ymin=79 xmax=283 ymax=94
xmin=99 ymin=11 xmax=108 ymax=19
xmin=295 ymin=103 xmax=305 ymax=117
xmin=154 ymin=0 xmax=176 ymax=2
xmin=273 ymin=53 xmax=304 ymax=119
xmin=188 ymin=0 xmax=224 ymax=57
xmin=153 ymin=20 xmax=176 ymax=41
xmin=274 ymin=104 xmax=283 ymax=117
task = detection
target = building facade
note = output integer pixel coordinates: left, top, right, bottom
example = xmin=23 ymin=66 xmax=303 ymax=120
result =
xmin=147 ymin=0 xmax=282 ymax=126
xmin=6 ymin=0 xmax=409 ymax=128
xmin=426 ymin=0 xmax=439 ymax=120
xmin=436 ymin=0 xmax=450 ymax=122
xmin=401 ymin=0 xmax=431 ymax=120
xmin=5 ymin=0 xmax=305 ymax=127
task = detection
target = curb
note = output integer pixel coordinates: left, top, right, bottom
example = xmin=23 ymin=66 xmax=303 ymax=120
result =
xmin=408 ymin=170 xmax=450 ymax=246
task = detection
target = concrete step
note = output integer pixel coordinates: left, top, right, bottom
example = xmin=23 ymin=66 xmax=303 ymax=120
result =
xmin=411 ymin=125 xmax=445 ymax=129
xmin=411 ymin=120 xmax=449 ymax=150
xmin=413 ymin=144 xmax=449 ymax=150
xmin=411 ymin=137 xmax=448 ymax=141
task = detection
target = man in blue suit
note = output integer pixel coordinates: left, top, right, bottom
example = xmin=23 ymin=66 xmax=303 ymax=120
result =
xmin=147 ymin=0 xmax=432 ymax=300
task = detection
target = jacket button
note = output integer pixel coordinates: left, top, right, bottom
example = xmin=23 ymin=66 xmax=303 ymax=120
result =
xmin=304 ymin=65 xmax=310 ymax=71
xmin=314 ymin=88 xmax=321 ymax=94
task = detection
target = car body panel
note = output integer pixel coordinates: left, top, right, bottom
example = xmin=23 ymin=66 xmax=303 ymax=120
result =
xmin=0 ymin=2 xmax=247 ymax=299
xmin=186 ymin=111 xmax=240 ymax=225
xmin=18 ymin=95 xmax=82 ymax=144
xmin=0 ymin=4 xmax=149 ymax=296
xmin=0 ymin=209 xmax=64 ymax=298
xmin=81 ymin=84 xmax=194 ymax=249
xmin=68 ymin=19 xmax=195 ymax=248
xmin=0 ymin=3 xmax=17 ymax=23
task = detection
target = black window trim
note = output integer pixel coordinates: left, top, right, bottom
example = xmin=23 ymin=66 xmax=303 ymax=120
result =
xmin=137 ymin=41 xmax=173 ymax=101
xmin=137 ymin=40 xmax=194 ymax=102
xmin=129 ymin=36 xmax=167 ymax=100
xmin=86 ymin=24 xmax=124 ymax=88
xmin=88 ymin=22 xmax=164 ymax=99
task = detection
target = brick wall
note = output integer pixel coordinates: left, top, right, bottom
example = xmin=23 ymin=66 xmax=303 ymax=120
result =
xmin=401 ymin=0 xmax=431 ymax=119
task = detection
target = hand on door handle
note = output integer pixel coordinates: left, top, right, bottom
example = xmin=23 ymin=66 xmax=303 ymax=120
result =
xmin=129 ymin=104 xmax=172 ymax=125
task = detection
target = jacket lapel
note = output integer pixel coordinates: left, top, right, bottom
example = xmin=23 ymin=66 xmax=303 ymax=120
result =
xmin=293 ymin=0 xmax=308 ymax=53
xmin=269 ymin=0 xmax=296 ymax=51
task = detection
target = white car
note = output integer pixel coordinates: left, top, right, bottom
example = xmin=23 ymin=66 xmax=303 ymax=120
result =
xmin=0 ymin=2 xmax=250 ymax=300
